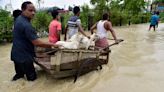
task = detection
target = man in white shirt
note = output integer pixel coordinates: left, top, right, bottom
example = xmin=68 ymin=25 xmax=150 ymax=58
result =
xmin=90 ymin=13 xmax=118 ymax=48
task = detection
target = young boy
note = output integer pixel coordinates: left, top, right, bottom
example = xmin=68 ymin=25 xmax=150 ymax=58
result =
xmin=64 ymin=6 xmax=89 ymax=40
xmin=48 ymin=10 xmax=61 ymax=43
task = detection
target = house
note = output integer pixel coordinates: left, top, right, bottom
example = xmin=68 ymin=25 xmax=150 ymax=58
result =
xmin=151 ymin=2 xmax=164 ymax=12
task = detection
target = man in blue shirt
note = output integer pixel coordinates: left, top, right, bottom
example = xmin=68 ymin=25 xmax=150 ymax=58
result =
xmin=11 ymin=1 xmax=59 ymax=81
xmin=149 ymin=12 xmax=159 ymax=31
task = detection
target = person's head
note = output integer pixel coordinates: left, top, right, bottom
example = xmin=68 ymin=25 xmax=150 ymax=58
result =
xmin=156 ymin=11 xmax=159 ymax=15
xmin=13 ymin=9 xmax=22 ymax=21
xmin=51 ymin=10 xmax=60 ymax=20
xmin=102 ymin=13 xmax=109 ymax=20
xmin=73 ymin=6 xmax=80 ymax=16
xmin=21 ymin=1 xmax=36 ymax=20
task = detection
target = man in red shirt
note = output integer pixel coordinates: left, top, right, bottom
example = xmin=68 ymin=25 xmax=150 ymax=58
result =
xmin=49 ymin=10 xmax=61 ymax=43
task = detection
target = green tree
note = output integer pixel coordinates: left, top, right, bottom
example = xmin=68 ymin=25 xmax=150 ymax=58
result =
xmin=90 ymin=0 xmax=110 ymax=22
xmin=0 ymin=9 xmax=13 ymax=42
xmin=155 ymin=0 xmax=164 ymax=2
xmin=32 ymin=11 xmax=51 ymax=32
xmin=80 ymin=4 xmax=90 ymax=30
xmin=90 ymin=0 xmax=149 ymax=25
xmin=123 ymin=0 xmax=146 ymax=14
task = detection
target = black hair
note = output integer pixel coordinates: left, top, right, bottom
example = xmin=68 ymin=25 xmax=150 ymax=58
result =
xmin=51 ymin=10 xmax=59 ymax=19
xmin=102 ymin=13 xmax=109 ymax=20
xmin=156 ymin=11 xmax=159 ymax=15
xmin=13 ymin=9 xmax=22 ymax=21
xmin=73 ymin=6 xmax=80 ymax=15
xmin=21 ymin=1 xmax=32 ymax=10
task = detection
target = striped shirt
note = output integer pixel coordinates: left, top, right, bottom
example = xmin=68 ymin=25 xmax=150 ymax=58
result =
xmin=67 ymin=16 xmax=81 ymax=39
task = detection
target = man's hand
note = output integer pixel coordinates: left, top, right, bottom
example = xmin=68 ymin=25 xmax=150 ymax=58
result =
xmin=52 ymin=44 xmax=61 ymax=48
xmin=115 ymin=39 xmax=124 ymax=44
xmin=87 ymin=35 xmax=90 ymax=39
xmin=115 ymin=39 xmax=120 ymax=44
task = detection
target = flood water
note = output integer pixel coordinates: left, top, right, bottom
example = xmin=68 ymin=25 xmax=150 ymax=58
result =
xmin=0 ymin=23 xmax=164 ymax=92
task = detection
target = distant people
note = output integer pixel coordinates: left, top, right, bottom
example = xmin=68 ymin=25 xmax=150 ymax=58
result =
xmin=48 ymin=10 xmax=61 ymax=43
xmin=64 ymin=6 xmax=89 ymax=40
xmin=90 ymin=13 xmax=119 ymax=48
xmin=11 ymin=1 xmax=59 ymax=81
xmin=149 ymin=11 xmax=159 ymax=31
xmin=12 ymin=9 xmax=22 ymax=21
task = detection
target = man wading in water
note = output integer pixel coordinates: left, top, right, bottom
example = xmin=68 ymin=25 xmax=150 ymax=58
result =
xmin=90 ymin=13 xmax=119 ymax=48
xmin=11 ymin=1 xmax=59 ymax=81
xmin=64 ymin=6 xmax=90 ymax=40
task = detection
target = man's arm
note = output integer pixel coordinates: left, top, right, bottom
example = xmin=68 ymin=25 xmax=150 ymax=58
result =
xmin=57 ymin=22 xmax=62 ymax=41
xmin=104 ymin=21 xmax=118 ymax=42
xmin=90 ymin=22 xmax=97 ymax=34
xmin=76 ymin=19 xmax=90 ymax=38
xmin=57 ymin=30 xmax=61 ymax=41
xmin=24 ymin=26 xmax=59 ymax=48
xmin=78 ymin=24 xmax=89 ymax=38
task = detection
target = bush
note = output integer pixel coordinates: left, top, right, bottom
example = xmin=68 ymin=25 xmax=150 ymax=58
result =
xmin=32 ymin=12 xmax=52 ymax=33
xmin=0 ymin=9 xmax=13 ymax=43
xmin=80 ymin=4 xmax=90 ymax=30
xmin=131 ymin=15 xmax=141 ymax=24
xmin=110 ymin=10 xmax=128 ymax=26
xmin=159 ymin=12 xmax=164 ymax=23
xmin=130 ymin=13 xmax=151 ymax=24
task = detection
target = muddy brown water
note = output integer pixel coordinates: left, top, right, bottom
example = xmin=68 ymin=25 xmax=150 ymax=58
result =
xmin=0 ymin=23 xmax=164 ymax=92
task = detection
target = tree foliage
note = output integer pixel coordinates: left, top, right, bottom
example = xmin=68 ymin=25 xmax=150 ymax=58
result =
xmin=90 ymin=0 xmax=110 ymax=22
xmin=155 ymin=0 xmax=164 ymax=2
xmin=32 ymin=11 xmax=52 ymax=32
xmin=123 ymin=0 xmax=146 ymax=14
xmin=0 ymin=9 xmax=13 ymax=42
xmin=90 ymin=0 xmax=149 ymax=26
xmin=80 ymin=4 xmax=90 ymax=30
